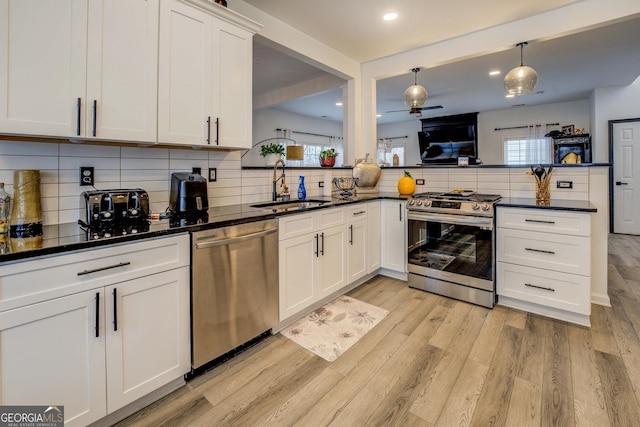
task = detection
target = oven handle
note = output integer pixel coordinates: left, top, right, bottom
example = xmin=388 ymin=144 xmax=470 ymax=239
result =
xmin=407 ymin=212 xmax=493 ymax=228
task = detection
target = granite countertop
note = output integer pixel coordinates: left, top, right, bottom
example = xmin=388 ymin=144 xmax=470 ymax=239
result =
xmin=0 ymin=192 xmax=406 ymax=264
xmin=497 ymin=197 xmax=597 ymax=212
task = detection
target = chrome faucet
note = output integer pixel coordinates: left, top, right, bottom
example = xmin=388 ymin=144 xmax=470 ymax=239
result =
xmin=272 ymin=159 xmax=286 ymax=201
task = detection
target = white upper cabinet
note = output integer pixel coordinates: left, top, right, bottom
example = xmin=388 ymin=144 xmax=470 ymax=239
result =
xmin=158 ymin=0 xmax=259 ymax=149
xmin=86 ymin=0 xmax=159 ymax=143
xmin=157 ymin=0 xmax=212 ymax=146
xmin=0 ymin=0 xmax=159 ymax=142
xmin=0 ymin=0 xmax=88 ymax=138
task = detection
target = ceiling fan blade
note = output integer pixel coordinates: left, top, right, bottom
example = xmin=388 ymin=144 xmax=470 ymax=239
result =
xmin=384 ymin=109 xmax=409 ymax=113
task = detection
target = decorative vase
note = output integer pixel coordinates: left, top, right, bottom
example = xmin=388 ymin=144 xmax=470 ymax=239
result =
xmin=528 ymin=165 xmax=553 ymax=205
xmin=10 ymin=170 xmax=43 ymax=238
xmin=298 ymin=176 xmax=306 ymax=200
xmin=265 ymin=153 xmax=282 ymax=166
xmin=319 ymin=156 xmax=336 ymax=167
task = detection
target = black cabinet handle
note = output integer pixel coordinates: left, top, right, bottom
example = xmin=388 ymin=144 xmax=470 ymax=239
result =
xmin=95 ymin=292 xmax=100 ymax=338
xmin=113 ymin=288 xmax=118 ymax=332
xmin=399 ymin=203 xmax=403 ymax=221
xmin=206 ymin=116 xmax=211 ymax=144
xmin=524 ymin=219 xmax=555 ymax=224
xmin=525 ymin=247 xmax=556 ymax=255
xmin=215 ymin=117 xmax=219 ymax=145
xmin=92 ymin=100 xmax=97 ymax=137
xmin=616 ymin=181 xmax=628 ymax=186
xmin=314 ymin=233 xmax=319 ymax=257
xmin=525 ymin=283 xmax=555 ymax=292
xmin=77 ymin=261 xmax=130 ymax=276
xmin=320 ymin=232 xmax=325 ymax=256
xmin=349 ymin=224 xmax=353 ymax=245
xmin=76 ymin=98 xmax=81 ymax=136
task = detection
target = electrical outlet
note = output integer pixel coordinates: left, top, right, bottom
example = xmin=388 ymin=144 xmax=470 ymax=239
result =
xmin=557 ymin=180 xmax=573 ymax=189
xmin=416 ymin=179 xmax=425 ymax=185
xmin=80 ymin=167 xmax=94 ymax=186
xmin=192 ymin=167 xmax=201 ymax=175
xmin=318 ymin=181 xmax=324 ymax=188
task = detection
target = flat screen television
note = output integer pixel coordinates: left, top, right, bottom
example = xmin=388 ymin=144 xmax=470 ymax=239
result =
xmin=418 ymin=113 xmax=478 ymax=164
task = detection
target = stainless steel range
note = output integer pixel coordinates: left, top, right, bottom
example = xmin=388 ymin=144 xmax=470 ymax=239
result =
xmin=406 ymin=191 xmax=501 ymax=308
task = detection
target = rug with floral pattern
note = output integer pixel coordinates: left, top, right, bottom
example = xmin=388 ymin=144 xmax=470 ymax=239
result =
xmin=280 ymin=296 xmax=389 ymax=361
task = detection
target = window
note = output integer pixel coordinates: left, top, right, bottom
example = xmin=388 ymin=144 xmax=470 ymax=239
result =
xmin=503 ymin=137 xmax=551 ymax=165
xmin=377 ymin=139 xmax=405 ymax=166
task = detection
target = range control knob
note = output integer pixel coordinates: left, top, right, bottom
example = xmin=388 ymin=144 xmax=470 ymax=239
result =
xmin=416 ymin=200 xmax=423 ymax=206
xmin=472 ymin=203 xmax=480 ymax=211
xmin=481 ymin=203 xmax=491 ymax=211
xmin=408 ymin=199 xmax=416 ymax=206
xmin=424 ymin=200 xmax=431 ymax=207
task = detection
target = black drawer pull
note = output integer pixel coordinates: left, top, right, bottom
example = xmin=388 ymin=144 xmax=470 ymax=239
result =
xmin=314 ymin=233 xmax=319 ymax=257
xmin=524 ymin=219 xmax=555 ymax=224
xmin=525 ymin=283 xmax=555 ymax=292
xmin=525 ymin=247 xmax=556 ymax=255
xmin=352 ymin=210 xmax=366 ymax=216
xmin=92 ymin=99 xmax=97 ymax=137
xmin=76 ymin=97 xmax=82 ymax=136
xmin=206 ymin=116 xmax=211 ymax=144
xmin=320 ymin=232 xmax=325 ymax=256
xmin=77 ymin=261 xmax=131 ymax=276
xmin=349 ymin=224 xmax=353 ymax=245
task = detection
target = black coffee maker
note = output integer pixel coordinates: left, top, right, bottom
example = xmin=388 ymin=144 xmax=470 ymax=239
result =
xmin=169 ymin=173 xmax=209 ymax=215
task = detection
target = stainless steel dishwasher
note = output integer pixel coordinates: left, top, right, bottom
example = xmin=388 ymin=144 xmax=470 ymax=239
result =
xmin=191 ymin=219 xmax=278 ymax=370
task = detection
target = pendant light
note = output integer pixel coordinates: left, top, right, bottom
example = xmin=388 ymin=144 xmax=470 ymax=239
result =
xmin=403 ymin=68 xmax=428 ymax=116
xmin=504 ymin=42 xmax=538 ymax=96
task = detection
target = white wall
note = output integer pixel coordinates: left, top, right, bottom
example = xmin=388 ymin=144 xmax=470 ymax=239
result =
xmin=478 ymin=100 xmax=591 ymax=164
xmin=592 ymin=76 xmax=640 ymax=163
xmin=247 ymin=109 xmax=344 ymax=166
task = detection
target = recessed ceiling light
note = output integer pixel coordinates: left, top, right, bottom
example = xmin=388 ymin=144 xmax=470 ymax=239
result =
xmin=383 ymin=12 xmax=398 ymax=21
xmin=505 ymin=94 xmax=515 ymax=98
xmin=489 ymin=70 xmax=501 ymax=76
xmin=376 ymin=114 xmax=382 ymax=118
xmin=335 ymin=102 xmax=343 ymax=106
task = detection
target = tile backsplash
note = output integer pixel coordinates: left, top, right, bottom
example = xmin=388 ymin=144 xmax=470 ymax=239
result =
xmin=0 ymin=140 xmax=591 ymax=226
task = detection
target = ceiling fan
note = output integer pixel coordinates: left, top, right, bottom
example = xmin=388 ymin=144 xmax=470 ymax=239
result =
xmin=385 ymin=105 xmax=443 ymax=114
xmin=385 ymin=68 xmax=443 ymax=116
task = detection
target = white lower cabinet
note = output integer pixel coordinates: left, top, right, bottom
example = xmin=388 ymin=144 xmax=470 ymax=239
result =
xmin=380 ymin=199 xmax=407 ymax=273
xmin=0 ymin=235 xmax=190 ymax=427
xmin=496 ymin=207 xmax=592 ymax=326
xmin=347 ymin=205 xmax=368 ymax=283
xmin=278 ymin=209 xmax=347 ymax=321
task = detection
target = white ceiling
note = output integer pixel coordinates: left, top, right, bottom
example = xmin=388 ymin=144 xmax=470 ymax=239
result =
xmin=249 ymin=2 xmax=640 ymax=125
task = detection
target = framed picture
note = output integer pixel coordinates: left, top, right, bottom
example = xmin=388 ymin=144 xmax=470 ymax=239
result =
xmin=562 ymin=125 xmax=575 ymax=136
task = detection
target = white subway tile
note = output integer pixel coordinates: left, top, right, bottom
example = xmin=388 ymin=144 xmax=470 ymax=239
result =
xmin=60 ymin=143 xmax=120 ymax=158
xmin=0 ymin=140 xmax=59 ymax=156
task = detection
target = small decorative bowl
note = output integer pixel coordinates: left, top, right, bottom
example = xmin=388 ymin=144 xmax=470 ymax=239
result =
xmin=333 ymin=177 xmax=355 ymax=197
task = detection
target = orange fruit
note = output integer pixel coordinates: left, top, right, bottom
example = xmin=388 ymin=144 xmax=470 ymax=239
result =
xmin=398 ymin=170 xmax=416 ymax=195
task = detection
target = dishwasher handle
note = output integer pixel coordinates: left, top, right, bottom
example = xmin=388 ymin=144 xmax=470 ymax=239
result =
xmin=195 ymin=227 xmax=277 ymax=249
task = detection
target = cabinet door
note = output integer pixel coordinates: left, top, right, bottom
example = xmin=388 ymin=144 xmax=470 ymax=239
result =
xmin=319 ymin=225 xmax=347 ymax=297
xmin=211 ymin=19 xmax=253 ymax=149
xmin=158 ymin=0 xmax=212 ymax=146
xmin=381 ymin=200 xmax=407 ymax=273
xmin=105 ymin=267 xmax=190 ymax=412
xmin=347 ymin=218 xmax=368 ymax=283
xmin=367 ymin=201 xmax=381 ymax=272
xmin=86 ymin=0 xmax=159 ymax=143
xmin=279 ymin=233 xmax=318 ymax=321
xmin=0 ymin=289 xmax=107 ymax=427
xmin=0 ymin=0 xmax=88 ymax=137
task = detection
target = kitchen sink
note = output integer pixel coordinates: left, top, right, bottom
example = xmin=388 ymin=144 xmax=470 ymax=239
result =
xmin=250 ymin=199 xmax=330 ymax=211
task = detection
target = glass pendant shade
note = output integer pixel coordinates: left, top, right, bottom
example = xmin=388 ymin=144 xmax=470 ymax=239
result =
xmin=504 ymin=65 xmax=538 ymax=95
xmin=403 ymin=68 xmax=428 ymax=113
xmin=504 ymin=42 xmax=538 ymax=96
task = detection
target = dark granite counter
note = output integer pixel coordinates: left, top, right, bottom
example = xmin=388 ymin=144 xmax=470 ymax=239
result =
xmin=0 ymin=193 xmax=406 ymax=263
xmin=497 ymin=197 xmax=597 ymax=212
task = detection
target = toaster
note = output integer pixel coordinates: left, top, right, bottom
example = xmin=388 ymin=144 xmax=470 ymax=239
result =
xmin=169 ymin=173 xmax=209 ymax=214
xmin=82 ymin=189 xmax=150 ymax=226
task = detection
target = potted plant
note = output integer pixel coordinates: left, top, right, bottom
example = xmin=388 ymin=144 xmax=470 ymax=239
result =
xmin=319 ymin=148 xmax=338 ymax=167
xmin=260 ymin=143 xmax=285 ymax=165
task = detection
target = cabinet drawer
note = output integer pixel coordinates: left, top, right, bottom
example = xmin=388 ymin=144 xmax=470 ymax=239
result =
xmin=497 ymin=262 xmax=590 ymax=315
xmin=347 ymin=205 xmax=368 ymax=221
xmin=497 ymin=207 xmax=590 ymax=236
xmin=496 ymin=228 xmax=590 ymax=276
xmin=278 ymin=212 xmax=316 ymax=240
xmin=0 ymin=234 xmax=189 ymax=312
xmin=318 ymin=207 xmax=346 ymax=228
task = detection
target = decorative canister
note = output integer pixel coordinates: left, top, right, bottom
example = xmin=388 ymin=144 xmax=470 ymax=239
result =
xmin=9 ymin=170 xmax=43 ymax=237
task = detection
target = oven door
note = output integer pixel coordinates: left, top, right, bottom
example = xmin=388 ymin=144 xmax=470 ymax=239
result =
xmin=407 ymin=211 xmax=494 ymax=291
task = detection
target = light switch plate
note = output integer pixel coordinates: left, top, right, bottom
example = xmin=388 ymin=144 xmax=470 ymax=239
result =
xmin=416 ymin=179 xmax=425 ymax=185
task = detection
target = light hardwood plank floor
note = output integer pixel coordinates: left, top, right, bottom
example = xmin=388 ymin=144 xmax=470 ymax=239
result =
xmin=116 ymin=233 xmax=640 ymax=427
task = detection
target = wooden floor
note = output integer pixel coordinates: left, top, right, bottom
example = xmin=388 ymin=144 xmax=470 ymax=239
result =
xmin=116 ymin=233 xmax=640 ymax=427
